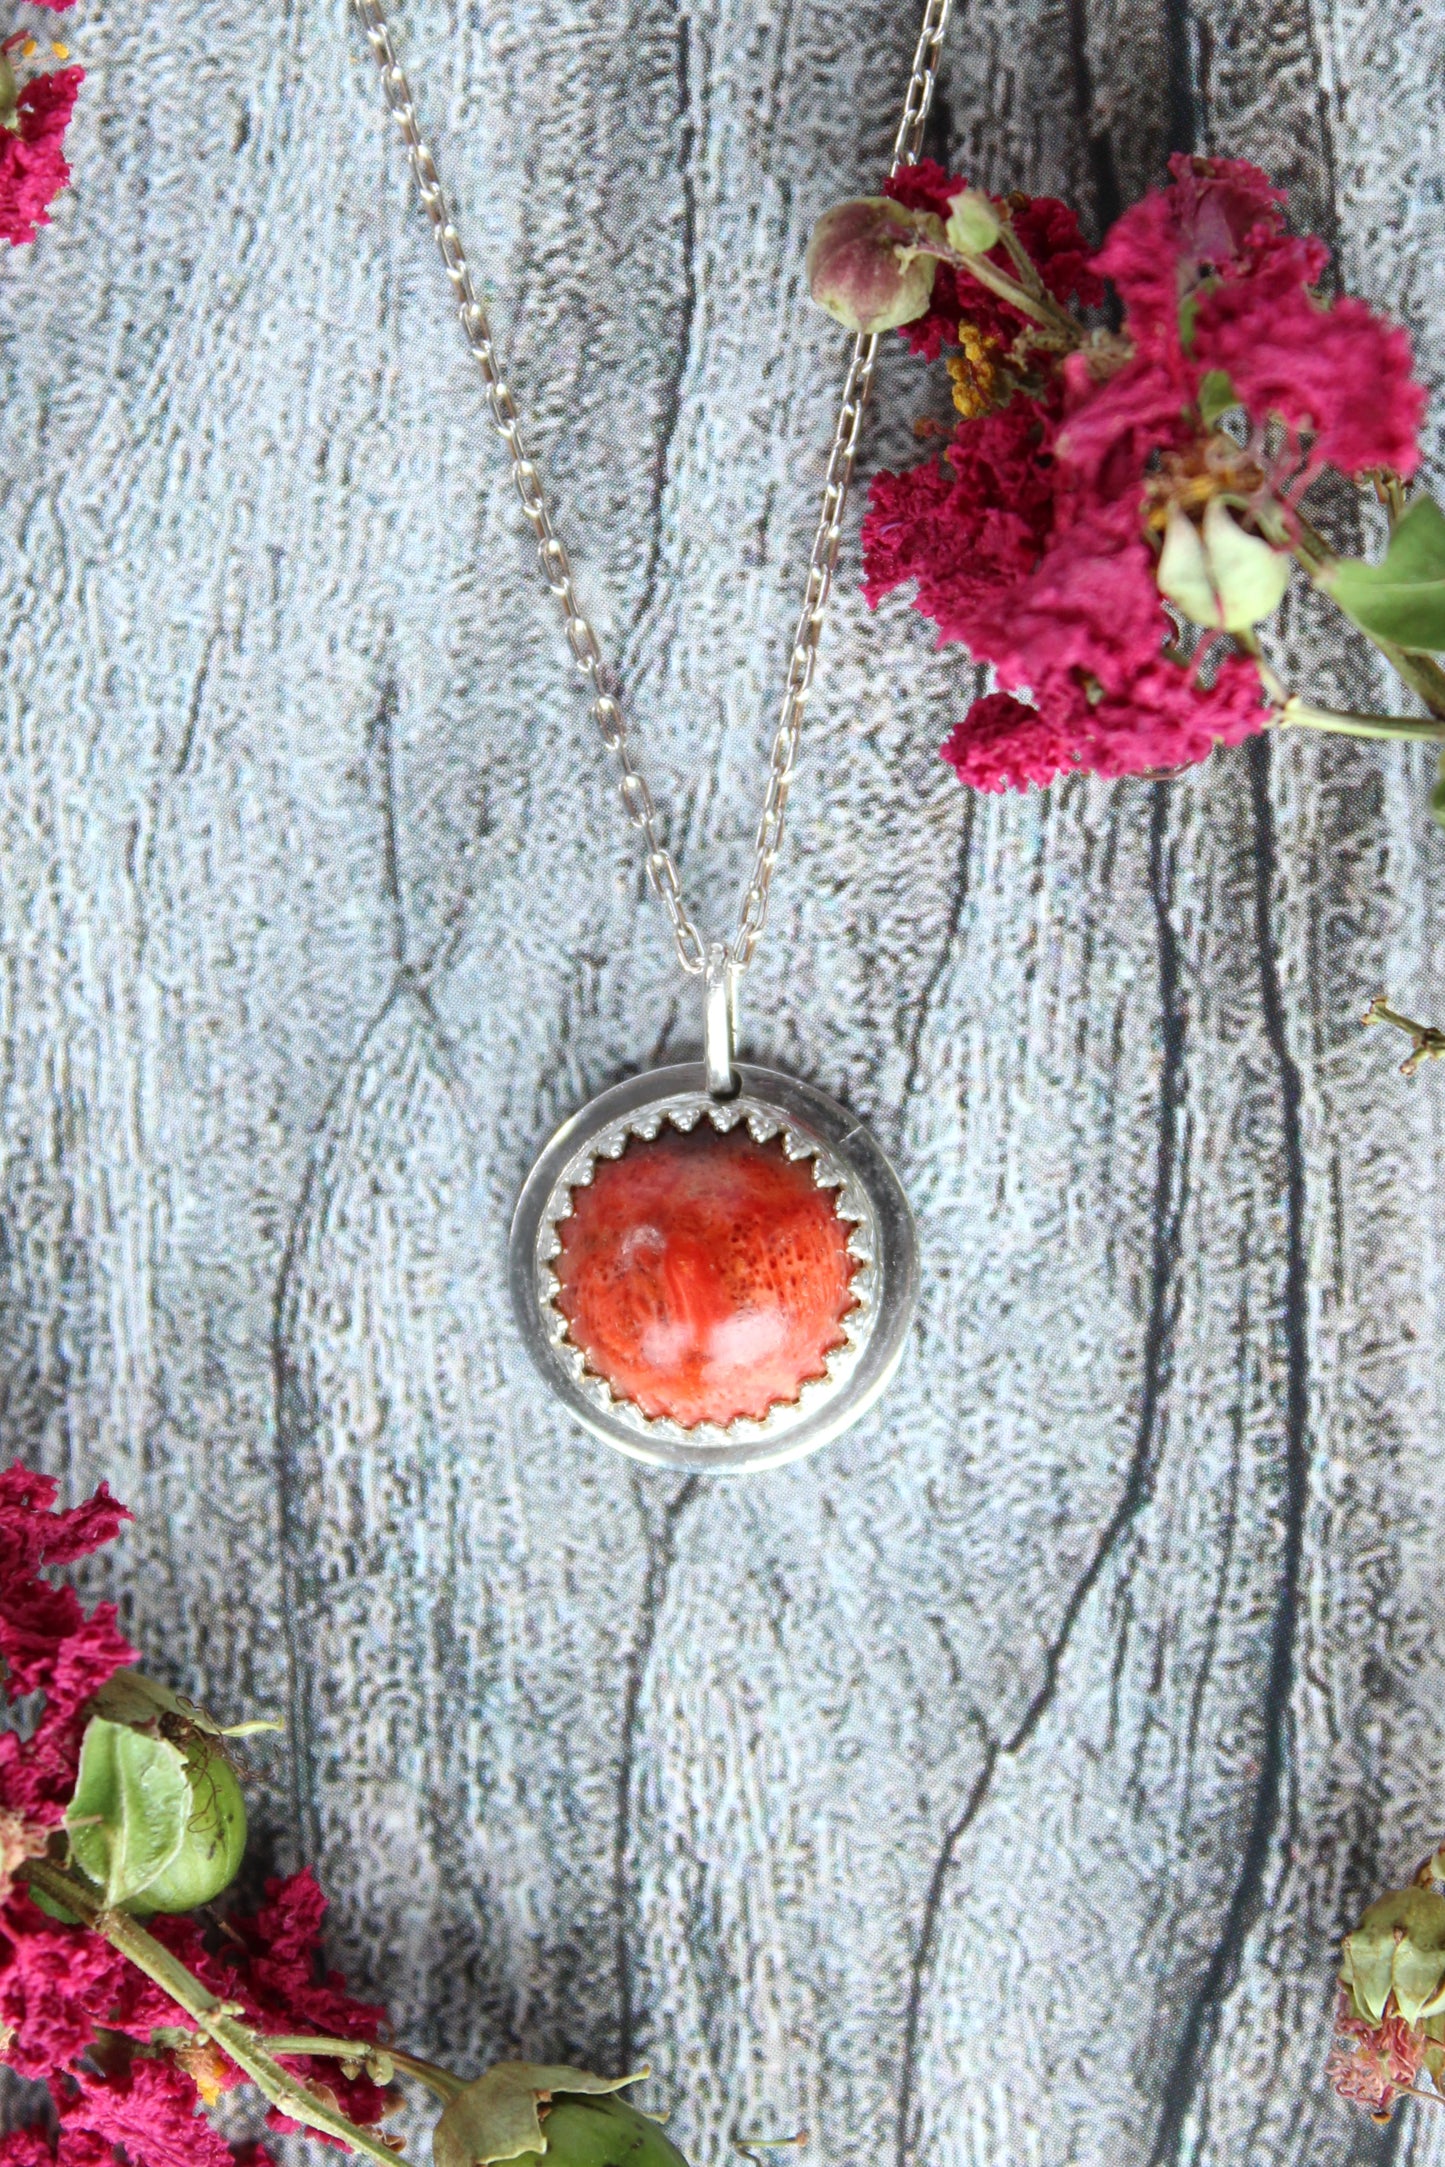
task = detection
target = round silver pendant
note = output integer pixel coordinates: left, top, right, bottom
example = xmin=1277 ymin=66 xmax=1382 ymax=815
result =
xmin=508 ymin=1061 xmax=919 ymax=1474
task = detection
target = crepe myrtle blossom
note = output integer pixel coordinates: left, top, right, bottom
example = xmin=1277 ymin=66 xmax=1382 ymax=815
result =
xmin=0 ymin=1462 xmax=694 ymax=2167
xmin=1 ymin=10 xmax=82 ymax=248
xmin=0 ymin=1464 xmax=396 ymax=2167
xmin=808 ymin=154 xmax=1440 ymax=796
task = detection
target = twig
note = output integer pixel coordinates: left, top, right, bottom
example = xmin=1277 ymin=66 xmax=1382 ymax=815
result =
xmin=1362 ymin=995 xmax=1445 ymax=1076
xmin=733 ymin=2134 xmax=808 ymax=2167
xmin=263 ymin=2037 xmax=463 ymax=2104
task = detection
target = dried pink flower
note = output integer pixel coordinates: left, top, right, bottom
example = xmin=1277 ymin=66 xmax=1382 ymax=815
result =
xmin=883 ymin=158 xmax=1101 ymax=361
xmin=861 ymin=153 xmax=1423 ymax=792
xmin=1327 ymin=1988 xmax=1425 ymax=2120
xmin=862 ymin=394 xmax=1059 ymax=635
xmin=942 ymin=693 xmax=1075 ymax=793
xmin=0 ymin=1462 xmax=393 ymax=2164
xmin=1 ymin=63 xmax=83 ymax=247
xmin=0 ymin=1464 xmax=134 ymax=1824
xmin=50 ymin=2058 xmax=241 ymax=2167
xmin=1194 ymin=267 xmax=1424 ymax=479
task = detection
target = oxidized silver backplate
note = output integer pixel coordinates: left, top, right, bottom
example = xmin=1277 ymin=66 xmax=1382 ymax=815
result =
xmin=508 ymin=1062 xmax=919 ymax=1473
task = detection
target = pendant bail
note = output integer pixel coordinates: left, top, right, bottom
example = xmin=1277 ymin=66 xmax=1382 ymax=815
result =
xmin=704 ymin=941 xmax=739 ymax=1098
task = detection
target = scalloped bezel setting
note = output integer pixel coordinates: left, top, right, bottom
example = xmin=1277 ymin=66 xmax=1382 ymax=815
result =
xmin=508 ymin=1062 xmax=919 ymax=1473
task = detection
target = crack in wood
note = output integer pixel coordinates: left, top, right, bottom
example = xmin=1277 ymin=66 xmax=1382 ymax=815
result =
xmin=893 ymin=782 xmax=1189 ymax=2165
xmin=368 ymin=676 xmax=408 ymax=972
xmin=892 ymin=1733 xmax=998 ymax=2167
xmin=1147 ymin=735 xmax=1312 ymax=2167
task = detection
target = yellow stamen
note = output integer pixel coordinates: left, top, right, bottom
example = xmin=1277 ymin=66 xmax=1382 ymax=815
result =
xmin=51 ymin=41 xmax=69 ymax=58
xmin=20 ymin=37 xmax=37 ymax=57
xmin=946 ymin=324 xmax=1002 ymax=421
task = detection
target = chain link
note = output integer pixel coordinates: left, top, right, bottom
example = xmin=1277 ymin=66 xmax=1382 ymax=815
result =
xmin=352 ymin=0 xmax=950 ymax=977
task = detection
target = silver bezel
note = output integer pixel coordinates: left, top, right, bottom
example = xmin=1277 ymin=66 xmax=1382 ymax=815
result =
xmin=508 ymin=1062 xmax=919 ymax=1473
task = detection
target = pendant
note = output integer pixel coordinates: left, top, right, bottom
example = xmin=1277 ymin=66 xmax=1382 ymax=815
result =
xmin=509 ymin=950 xmax=919 ymax=1472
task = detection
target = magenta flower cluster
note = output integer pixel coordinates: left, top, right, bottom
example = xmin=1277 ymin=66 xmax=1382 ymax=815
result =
xmin=2 ymin=0 xmax=82 ymax=247
xmin=861 ymin=155 xmax=1425 ymax=791
xmin=0 ymin=1466 xmax=392 ymax=2167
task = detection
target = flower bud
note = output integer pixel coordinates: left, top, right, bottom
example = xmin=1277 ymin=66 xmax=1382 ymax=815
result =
xmin=1157 ymin=497 xmax=1290 ymax=633
xmin=945 ymin=187 xmax=1002 ymax=256
xmin=805 ymin=197 xmax=943 ymax=335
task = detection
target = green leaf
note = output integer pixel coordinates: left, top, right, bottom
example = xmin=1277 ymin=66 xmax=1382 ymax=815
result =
xmin=66 ymin=1716 xmax=191 ymax=1907
xmin=1322 ymin=493 xmax=1445 ymax=652
xmin=1197 ymin=370 xmax=1239 ymax=427
xmin=433 ymin=2066 xmax=645 ymax=2167
xmin=89 ymin=1669 xmax=218 ymax=1734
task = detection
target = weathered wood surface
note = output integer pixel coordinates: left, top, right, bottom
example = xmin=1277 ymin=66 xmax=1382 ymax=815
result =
xmin=2 ymin=0 xmax=1444 ymax=2159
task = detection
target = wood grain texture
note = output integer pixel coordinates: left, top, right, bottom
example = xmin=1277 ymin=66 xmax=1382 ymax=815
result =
xmin=1 ymin=0 xmax=1443 ymax=2160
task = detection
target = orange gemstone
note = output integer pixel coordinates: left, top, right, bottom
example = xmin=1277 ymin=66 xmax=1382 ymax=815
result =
xmin=552 ymin=1122 xmax=857 ymax=1428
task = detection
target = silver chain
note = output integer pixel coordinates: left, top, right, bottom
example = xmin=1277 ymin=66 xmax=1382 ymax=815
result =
xmin=353 ymin=0 xmax=950 ymax=978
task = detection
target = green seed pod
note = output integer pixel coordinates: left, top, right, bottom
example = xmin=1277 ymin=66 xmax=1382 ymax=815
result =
xmin=1157 ymin=498 xmax=1290 ymax=633
xmin=66 ymin=1710 xmax=247 ymax=1915
xmin=131 ymin=1732 xmax=247 ymax=1915
xmin=513 ymin=2096 xmax=689 ymax=2167
xmin=944 ymin=187 xmax=1002 ymax=256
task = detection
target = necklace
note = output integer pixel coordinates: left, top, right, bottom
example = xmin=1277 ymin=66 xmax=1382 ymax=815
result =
xmin=352 ymin=0 xmax=949 ymax=1473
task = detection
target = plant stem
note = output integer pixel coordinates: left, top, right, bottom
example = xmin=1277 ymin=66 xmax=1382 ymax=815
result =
xmin=909 ymin=236 xmax=1084 ymax=345
xmin=22 ymin=1859 xmax=412 ymax=2167
xmin=996 ymin=219 xmax=1047 ymax=301
xmin=1277 ymin=696 xmax=1445 ymax=743
xmin=265 ymin=2038 xmax=464 ymax=2105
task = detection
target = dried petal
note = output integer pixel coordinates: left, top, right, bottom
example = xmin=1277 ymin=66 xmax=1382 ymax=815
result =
xmin=0 ymin=65 xmax=83 ymax=247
